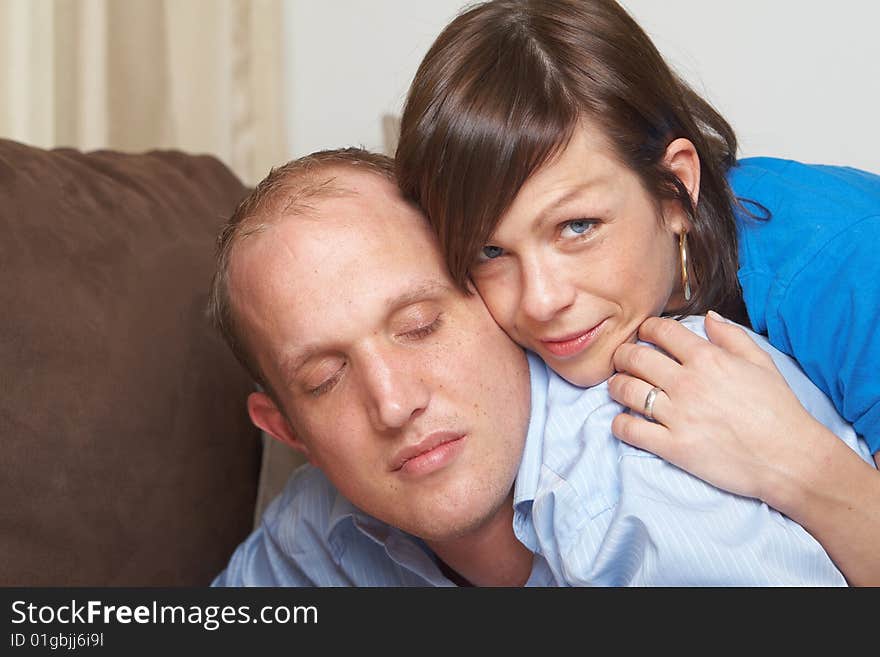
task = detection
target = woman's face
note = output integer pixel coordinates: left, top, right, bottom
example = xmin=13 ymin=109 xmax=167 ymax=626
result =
xmin=470 ymin=124 xmax=692 ymax=387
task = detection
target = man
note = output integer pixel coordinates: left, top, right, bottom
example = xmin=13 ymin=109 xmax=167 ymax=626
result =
xmin=209 ymin=148 xmax=859 ymax=586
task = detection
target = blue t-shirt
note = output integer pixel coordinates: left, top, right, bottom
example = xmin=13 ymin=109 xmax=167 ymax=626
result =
xmin=729 ymin=157 xmax=880 ymax=453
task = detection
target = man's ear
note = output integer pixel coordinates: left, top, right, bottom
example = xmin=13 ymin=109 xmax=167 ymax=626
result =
xmin=661 ymin=137 xmax=701 ymax=234
xmin=247 ymin=391 xmax=312 ymax=461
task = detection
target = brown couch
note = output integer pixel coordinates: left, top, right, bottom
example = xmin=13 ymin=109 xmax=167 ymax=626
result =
xmin=0 ymin=139 xmax=265 ymax=586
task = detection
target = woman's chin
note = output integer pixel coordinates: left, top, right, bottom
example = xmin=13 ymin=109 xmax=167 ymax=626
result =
xmin=552 ymin=358 xmax=615 ymax=389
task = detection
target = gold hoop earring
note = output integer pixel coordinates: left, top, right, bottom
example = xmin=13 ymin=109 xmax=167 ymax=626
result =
xmin=679 ymin=232 xmax=692 ymax=302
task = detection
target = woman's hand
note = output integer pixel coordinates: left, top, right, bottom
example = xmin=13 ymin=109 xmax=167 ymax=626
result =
xmin=609 ymin=311 xmax=880 ymax=585
xmin=608 ymin=311 xmax=829 ymax=506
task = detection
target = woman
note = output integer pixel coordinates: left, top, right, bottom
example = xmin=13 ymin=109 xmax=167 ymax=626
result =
xmin=395 ymin=0 xmax=880 ymax=583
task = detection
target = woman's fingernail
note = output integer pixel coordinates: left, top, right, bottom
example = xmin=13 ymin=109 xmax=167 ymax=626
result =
xmin=707 ymin=310 xmax=728 ymax=323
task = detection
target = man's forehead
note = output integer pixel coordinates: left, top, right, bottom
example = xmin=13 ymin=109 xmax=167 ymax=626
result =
xmin=237 ymin=205 xmax=453 ymax=311
xmin=230 ymin=167 xmax=452 ymax=331
xmin=310 ymin=173 xmax=417 ymax=223
xmin=382 ymin=278 xmax=455 ymax=311
xmin=241 ymin=172 xmax=428 ymax=249
xmin=305 ymin=276 xmax=455 ymax=331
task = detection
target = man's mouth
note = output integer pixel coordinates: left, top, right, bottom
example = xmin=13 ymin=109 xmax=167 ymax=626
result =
xmin=391 ymin=431 xmax=466 ymax=476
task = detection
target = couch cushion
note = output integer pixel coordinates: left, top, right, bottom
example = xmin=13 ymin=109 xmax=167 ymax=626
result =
xmin=0 ymin=139 xmax=261 ymax=585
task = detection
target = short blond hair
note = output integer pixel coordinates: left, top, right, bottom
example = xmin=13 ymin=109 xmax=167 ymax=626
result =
xmin=207 ymin=148 xmax=396 ymax=395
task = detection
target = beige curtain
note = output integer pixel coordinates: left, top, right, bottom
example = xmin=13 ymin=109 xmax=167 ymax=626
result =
xmin=0 ymin=0 xmax=286 ymax=186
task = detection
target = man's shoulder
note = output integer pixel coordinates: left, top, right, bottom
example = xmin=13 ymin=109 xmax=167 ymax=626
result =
xmin=212 ymin=465 xmax=345 ymax=587
xmin=677 ymin=317 xmax=870 ymax=461
xmin=261 ymin=463 xmax=340 ymax=535
xmin=266 ymin=463 xmax=334 ymax=509
xmin=675 ymin=315 xmax=801 ymax=382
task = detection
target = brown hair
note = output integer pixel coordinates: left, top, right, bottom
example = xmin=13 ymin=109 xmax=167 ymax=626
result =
xmin=396 ymin=0 xmax=748 ymax=321
xmin=208 ymin=148 xmax=396 ymax=396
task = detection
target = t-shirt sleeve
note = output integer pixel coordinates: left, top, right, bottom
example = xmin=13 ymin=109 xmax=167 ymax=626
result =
xmin=770 ymin=215 xmax=880 ymax=453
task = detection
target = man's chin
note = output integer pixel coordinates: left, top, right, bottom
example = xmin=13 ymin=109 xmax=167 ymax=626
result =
xmin=406 ymin=485 xmax=514 ymax=544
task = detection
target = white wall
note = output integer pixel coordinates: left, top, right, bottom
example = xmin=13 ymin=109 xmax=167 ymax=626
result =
xmin=283 ymin=0 xmax=464 ymax=158
xmin=284 ymin=0 xmax=880 ymax=173
xmin=621 ymin=0 xmax=880 ymax=173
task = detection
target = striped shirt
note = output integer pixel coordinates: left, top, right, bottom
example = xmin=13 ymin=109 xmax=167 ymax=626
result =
xmin=213 ymin=316 xmax=873 ymax=586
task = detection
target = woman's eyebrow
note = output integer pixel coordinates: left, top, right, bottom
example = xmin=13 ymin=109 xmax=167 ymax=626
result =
xmin=533 ymin=183 xmax=597 ymax=229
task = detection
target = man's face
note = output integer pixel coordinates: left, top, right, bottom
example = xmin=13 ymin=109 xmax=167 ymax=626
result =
xmin=230 ymin=171 xmax=531 ymax=542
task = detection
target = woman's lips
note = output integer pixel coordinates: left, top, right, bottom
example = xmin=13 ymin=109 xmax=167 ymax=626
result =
xmin=540 ymin=320 xmax=606 ymax=358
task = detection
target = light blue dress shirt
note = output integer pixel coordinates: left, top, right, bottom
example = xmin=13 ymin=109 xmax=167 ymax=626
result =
xmin=213 ymin=316 xmax=873 ymax=587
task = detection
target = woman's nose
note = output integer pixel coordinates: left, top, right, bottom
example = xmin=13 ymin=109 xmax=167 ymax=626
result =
xmin=519 ymin=258 xmax=575 ymax=324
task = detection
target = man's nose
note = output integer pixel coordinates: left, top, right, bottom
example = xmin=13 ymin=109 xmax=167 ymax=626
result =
xmin=519 ymin=256 xmax=575 ymax=324
xmin=362 ymin=348 xmax=430 ymax=432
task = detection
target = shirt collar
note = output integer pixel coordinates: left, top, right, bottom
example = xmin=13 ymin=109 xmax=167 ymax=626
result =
xmin=325 ymin=489 xmax=427 ymax=553
xmin=326 ymin=491 xmax=367 ymax=541
xmin=325 ymin=489 xmax=450 ymax=584
xmin=513 ymin=350 xmax=549 ymax=508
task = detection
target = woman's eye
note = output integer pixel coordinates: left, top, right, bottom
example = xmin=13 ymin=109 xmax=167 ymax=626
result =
xmin=479 ymin=245 xmax=505 ymax=261
xmin=561 ymin=219 xmax=597 ymax=237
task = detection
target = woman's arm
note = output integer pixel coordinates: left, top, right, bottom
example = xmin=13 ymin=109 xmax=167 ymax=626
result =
xmin=609 ymin=312 xmax=880 ymax=586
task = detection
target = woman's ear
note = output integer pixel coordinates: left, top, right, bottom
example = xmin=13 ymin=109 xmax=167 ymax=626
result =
xmin=247 ymin=391 xmax=312 ymax=461
xmin=662 ymin=137 xmax=701 ymax=233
